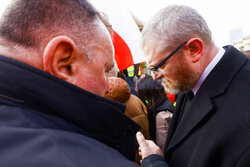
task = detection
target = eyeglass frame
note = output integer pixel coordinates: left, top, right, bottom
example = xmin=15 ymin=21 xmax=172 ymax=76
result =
xmin=148 ymin=41 xmax=188 ymax=72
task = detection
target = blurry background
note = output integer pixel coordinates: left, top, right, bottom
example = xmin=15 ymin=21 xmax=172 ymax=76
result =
xmin=1 ymin=0 xmax=250 ymax=58
xmin=124 ymin=0 xmax=250 ymax=47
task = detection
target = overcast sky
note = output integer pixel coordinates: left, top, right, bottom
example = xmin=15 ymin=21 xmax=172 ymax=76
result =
xmin=123 ymin=0 xmax=250 ymax=47
xmin=1 ymin=0 xmax=250 ymax=47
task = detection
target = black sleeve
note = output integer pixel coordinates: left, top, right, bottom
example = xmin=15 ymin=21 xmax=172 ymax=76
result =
xmin=141 ymin=154 xmax=169 ymax=167
xmin=236 ymin=146 xmax=250 ymax=167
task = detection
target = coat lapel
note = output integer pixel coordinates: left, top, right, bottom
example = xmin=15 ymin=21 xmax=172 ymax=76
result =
xmin=165 ymin=45 xmax=248 ymax=154
xmin=164 ymin=94 xmax=185 ymax=153
xmin=166 ymin=88 xmax=213 ymax=152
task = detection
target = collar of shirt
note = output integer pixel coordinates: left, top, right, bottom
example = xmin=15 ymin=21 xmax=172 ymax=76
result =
xmin=192 ymin=47 xmax=225 ymax=95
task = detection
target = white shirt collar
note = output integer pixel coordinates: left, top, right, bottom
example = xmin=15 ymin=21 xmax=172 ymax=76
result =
xmin=192 ymin=47 xmax=225 ymax=95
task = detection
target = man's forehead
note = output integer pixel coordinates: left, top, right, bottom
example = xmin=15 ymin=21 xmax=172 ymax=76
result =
xmin=104 ymin=43 xmax=115 ymax=70
xmin=144 ymin=43 xmax=163 ymax=67
xmin=94 ymin=19 xmax=115 ymax=70
xmin=94 ymin=21 xmax=114 ymax=54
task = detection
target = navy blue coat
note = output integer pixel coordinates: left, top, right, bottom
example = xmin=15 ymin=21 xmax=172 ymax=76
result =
xmin=0 ymin=55 xmax=140 ymax=166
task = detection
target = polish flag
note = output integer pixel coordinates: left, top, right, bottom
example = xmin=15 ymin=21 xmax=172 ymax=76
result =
xmin=89 ymin=0 xmax=145 ymax=71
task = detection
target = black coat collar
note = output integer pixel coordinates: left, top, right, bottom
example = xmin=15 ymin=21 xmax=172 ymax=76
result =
xmin=204 ymin=45 xmax=247 ymax=98
xmin=0 ymin=54 xmax=140 ymax=139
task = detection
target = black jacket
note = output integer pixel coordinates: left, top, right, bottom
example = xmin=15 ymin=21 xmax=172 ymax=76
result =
xmin=142 ymin=46 xmax=250 ymax=167
xmin=0 ymin=55 xmax=140 ymax=166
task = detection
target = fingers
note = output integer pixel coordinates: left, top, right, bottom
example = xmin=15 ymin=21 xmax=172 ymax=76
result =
xmin=136 ymin=132 xmax=147 ymax=148
xmin=136 ymin=132 xmax=165 ymax=159
xmin=138 ymin=147 xmax=142 ymax=157
xmin=136 ymin=132 xmax=164 ymax=159
xmin=138 ymin=151 xmax=142 ymax=157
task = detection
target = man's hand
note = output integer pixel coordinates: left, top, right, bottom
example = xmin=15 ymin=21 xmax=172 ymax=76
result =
xmin=136 ymin=132 xmax=164 ymax=159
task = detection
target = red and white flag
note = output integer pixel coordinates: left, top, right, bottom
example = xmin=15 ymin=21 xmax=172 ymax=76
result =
xmin=89 ymin=0 xmax=145 ymax=71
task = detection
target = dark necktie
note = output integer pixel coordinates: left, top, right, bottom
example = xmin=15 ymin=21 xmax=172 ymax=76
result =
xmin=178 ymin=91 xmax=194 ymax=124
xmin=186 ymin=91 xmax=194 ymax=103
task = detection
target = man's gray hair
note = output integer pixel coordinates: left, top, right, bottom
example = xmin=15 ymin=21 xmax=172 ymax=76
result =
xmin=0 ymin=0 xmax=101 ymax=59
xmin=141 ymin=5 xmax=212 ymax=51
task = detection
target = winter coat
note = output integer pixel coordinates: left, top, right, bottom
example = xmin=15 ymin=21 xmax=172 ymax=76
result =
xmin=0 ymin=55 xmax=140 ymax=167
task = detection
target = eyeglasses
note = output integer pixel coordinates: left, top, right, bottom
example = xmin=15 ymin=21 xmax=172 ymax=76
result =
xmin=148 ymin=41 xmax=188 ymax=72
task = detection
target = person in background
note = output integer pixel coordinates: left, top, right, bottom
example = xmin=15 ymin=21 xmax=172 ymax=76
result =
xmin=0 ymin=0 xmax=140 ymax=166
xmin=117 ymin=71 xmax=127 ymax=80
xmin=136 ymin=5 xmax=250 ymax=167
xmin=123 ymin=66 xmax=139 ymax=97
xmin=137 ymin=75 xmax=173 ymax=151
xmin=104 ymin=76 xmax=149 ymax=164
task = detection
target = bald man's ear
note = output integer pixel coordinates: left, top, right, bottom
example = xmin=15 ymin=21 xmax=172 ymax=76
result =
xmin=43 ymin=36 xmax=78 ymax=83
xmin=184 ymin=38 xmax=204 ymax=63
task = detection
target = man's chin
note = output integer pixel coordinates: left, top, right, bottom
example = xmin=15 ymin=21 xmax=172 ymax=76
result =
xmin=166 ymin=88 xmax=180 ymax=95
xmin=163 ymin=84 xmax=180 ymax=95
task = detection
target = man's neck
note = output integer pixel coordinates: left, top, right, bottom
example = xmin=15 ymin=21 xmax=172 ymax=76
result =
xmin=202 ymin=43 xmax=219 ymax=71
xmin=192 ymin=46 xmax=225 ymax=95
xmin=0 ymin=38 xmax=43 ymax=70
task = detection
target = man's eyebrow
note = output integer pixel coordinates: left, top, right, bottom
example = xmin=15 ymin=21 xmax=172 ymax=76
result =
xmin=147 ymin=61 xmax=158 ymax=69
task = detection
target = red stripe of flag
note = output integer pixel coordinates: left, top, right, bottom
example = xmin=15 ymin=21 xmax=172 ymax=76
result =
xmin=113 ymin=31 xmax=134 ymax=71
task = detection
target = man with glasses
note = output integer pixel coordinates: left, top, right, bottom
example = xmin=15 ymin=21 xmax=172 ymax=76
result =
xmin=137 ymin=5 xmax=250 ymax=167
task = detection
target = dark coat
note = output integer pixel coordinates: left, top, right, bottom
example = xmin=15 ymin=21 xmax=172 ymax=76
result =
xmin=141 ymin=46 xmax=250 ymax=167
xmin=0 ymin=55 xmax=140 ymax=166
xmin=165 ymin=45 xmax=250 ymax=167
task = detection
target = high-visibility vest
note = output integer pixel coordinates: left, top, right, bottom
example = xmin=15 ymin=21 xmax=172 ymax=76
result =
xmin=127 ymin=65 xmax=135 ymax=77
xmin=138 ymin=66 xmax=142 ymax=76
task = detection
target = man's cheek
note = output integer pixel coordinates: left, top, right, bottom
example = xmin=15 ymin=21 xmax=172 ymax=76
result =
xmin=85 ymin=77 xmax=98 ymax=89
